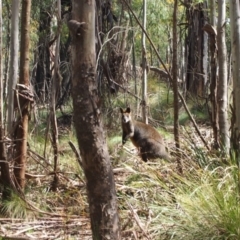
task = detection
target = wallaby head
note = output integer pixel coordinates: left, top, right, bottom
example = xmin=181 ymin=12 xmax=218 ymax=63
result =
xmin=120 ymin=107 xmax=132 ymax=123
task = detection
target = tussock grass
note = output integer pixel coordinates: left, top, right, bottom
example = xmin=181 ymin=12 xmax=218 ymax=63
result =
xmin=1 ymin=192 xmax=30 ymax=218
xmin=118 ymin=155 xmax=240 ymax=239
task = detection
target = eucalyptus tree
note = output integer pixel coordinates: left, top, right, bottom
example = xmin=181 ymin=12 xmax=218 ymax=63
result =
xmin=0 ymin=0 xmax=12 ymax=199
xmin=142 ymin=0 xmax=148 ymax=124
xmin=50 ymin=0 xmax=61 ymax=191
xmin=14 ymin=0 xmax=32 ymax=190
xmin=229 ymin=0 xmax=240 ymax=157
xmin=217 ymin=0 xmax=230 ymax=152
xmin=204 ymin=0 xmax=219 ymax=148
xmin=68 ymin=0 xmax=120 ymax=238
xmin=7 ymin=0 xmax=20 ymax=134
xmin=184 ymin=0 xmax=208 ymax=96
xmin=172 ymin=0 xmax=182 ymax=172
xmin=35 ymin=1 xmax=52 ymax=102
xmin=210 ymin=0 xmax=216 ymax=25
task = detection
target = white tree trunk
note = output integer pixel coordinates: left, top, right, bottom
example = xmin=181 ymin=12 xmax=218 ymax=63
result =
xmin=229 ymin=0 xmax=240 ymax=155
xmin=7 ymin=0 xmax=20 ymax=134
xmin=217 ymin=0 xmax=230 ymax=152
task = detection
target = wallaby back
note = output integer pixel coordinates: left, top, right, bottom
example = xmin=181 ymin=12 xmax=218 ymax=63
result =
xmin=120 ymin=107 xmax=169 ymax=162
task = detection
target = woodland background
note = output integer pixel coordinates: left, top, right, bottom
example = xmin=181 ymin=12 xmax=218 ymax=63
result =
xmin=0 ymin=0 xmax=240 ymax=239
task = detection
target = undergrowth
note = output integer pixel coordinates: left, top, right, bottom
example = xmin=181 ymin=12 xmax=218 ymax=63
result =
xmin=119 ymin=155 xmax=240 ymax=239
xmin=1 ymin=77 xmax=237 ymax=239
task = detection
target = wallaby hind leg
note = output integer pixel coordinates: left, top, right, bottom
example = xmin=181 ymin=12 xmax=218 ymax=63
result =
xmin=140 ymin=151 xmax=147 ymax=162
xmin=147 ymin=139 xmax=170 ymax=161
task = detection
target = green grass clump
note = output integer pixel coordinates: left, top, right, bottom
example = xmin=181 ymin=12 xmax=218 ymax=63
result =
xmin=123 ymin=163 xmax=240 ymax=239
xmin=0 ymin=192 xmax=30 ymax=218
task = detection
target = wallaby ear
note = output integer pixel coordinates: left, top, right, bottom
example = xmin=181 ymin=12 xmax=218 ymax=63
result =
xmin=120 ymin=108 xmax=124 ymax=113
xmin=126 ymin=107 xmax=131 ymax=113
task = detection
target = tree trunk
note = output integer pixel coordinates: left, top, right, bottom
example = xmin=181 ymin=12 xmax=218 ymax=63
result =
xmin=35 ymin=4 xmax=51 ymax=102
xmin=210 ymin=0 xmax=216 ymax=26
xmin=14 ymin=0 xmax=31 ymax=191
xmin=0 ymin=0 xmax=2 ymax=125
xmin=217 ymin=0 xmax=230 ymax=152
xmin=50 ymin=0 xmax=60 ymax=191
xmin=130 ymin=15 xmax=137 ymax=95
xmin=3 ymin=2 xmax=10 ymax=101
xmin=0 ymin=0 xmax=13 ymax=199
xmin=7 ymin=0 xmax=20 ymax=134
xmin=229 ymin=0 xmax=240 ymax=158
xmin=203 ymin=1 xmax=219 ymax=149
xmin=209 ymin=0 xmax=219 ymax=149
xmin=69 ymin=1 xmax=120 ymax=239
xmin=185 ymin=1 xmax=208 ymax=96
xmin=172 ymin=0 xmax=182 ymax=173
xmin=141 ymin=0 xmax=148 ymax=124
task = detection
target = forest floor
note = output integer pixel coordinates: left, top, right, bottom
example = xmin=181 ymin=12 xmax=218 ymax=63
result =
xmin=0 ymin=115 xmax=213 ymax=240
xmin=0 ymin=162 xmax=145 ymax=239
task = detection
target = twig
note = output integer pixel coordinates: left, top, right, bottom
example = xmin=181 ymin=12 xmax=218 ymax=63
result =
xmin=68 ymin=141 xmax=83 ymax=169
xmin=28 ymin=149 xmax=51 ymax=166
xmin=127 ymin=202 xmax=151 ymax=240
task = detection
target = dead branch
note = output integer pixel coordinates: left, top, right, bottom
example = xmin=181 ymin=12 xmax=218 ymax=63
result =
xmin=68 ymin=141 xmax=83 ymax=169
xmin=127 ymin=202 xmax=151 ymax=240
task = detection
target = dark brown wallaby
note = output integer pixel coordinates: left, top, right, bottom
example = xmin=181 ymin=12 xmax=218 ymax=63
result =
xmin=120 ymin=107 xmax=170 ymax=162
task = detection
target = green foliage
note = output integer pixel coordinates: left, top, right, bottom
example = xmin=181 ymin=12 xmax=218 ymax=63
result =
xmin=108 ymin=135 xmax=121 ymax=154
xmin=120 ymin=160 xmax=240 ymax=239
xmin=160 ymin=166 xmax=240 ymax=239
xmin=0 ymin=192 xmax=30 ymax=219
xmin=61 ymin=22 xmax=70 ymax=43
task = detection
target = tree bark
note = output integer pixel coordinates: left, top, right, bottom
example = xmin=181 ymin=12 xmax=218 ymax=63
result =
xmin=35 ymin=4 xmax=51 ymax=102
xmin=208 ymin=0 xmax=219 ymax=149
xmin=142 ymin=0 xmax=148 ymax=124
xmin=0 ymin=0 xmax=13 ymax=199
xmin=14 ymin=0 xmax=31 ymax=191
xmin=185 ymin=1 xmax=208 ymax=96
xmin=172 ymin=0 xmax=182 ymax=173
xmin=7 ymin=0 xmax=20 ymax=134
xmin=217 ymin=0 xmax=230 ymax=152
xmin=210 ymin=0 xmax=216 ymax=26
xmin=203 ymin=23 xmax=219 ymax=149
xmin=69 ymin=1 xmax=120 ymax=239
xmin=229 ymin=0 xmax=240 ymax=158
xmin=50 ymin=0 xmax=60 ymax=191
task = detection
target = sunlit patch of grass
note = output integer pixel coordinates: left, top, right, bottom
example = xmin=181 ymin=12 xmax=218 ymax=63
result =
xmin=157 ymin=165 xmax=240 ymax=239
xmin=179 ymin=111 xmax=190 ymax=125
xmin=148 ymin=80 xmax=173 ymax=124
xmin=108 ymin=135 xmax=122 ymax=154
xmin=156 ymin=127 xmax=173 ymax=140
xmin=120 ymin=160 xmax=240 ymax=240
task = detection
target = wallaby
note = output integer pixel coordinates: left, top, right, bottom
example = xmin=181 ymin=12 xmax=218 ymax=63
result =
xmin=120 ymin=107 xmax=170 ymax=162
